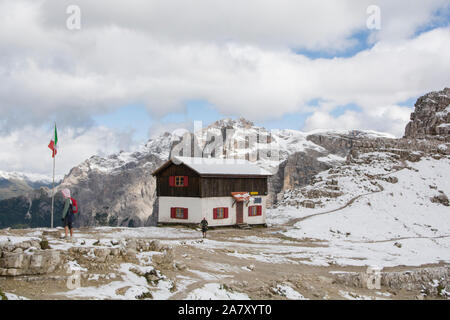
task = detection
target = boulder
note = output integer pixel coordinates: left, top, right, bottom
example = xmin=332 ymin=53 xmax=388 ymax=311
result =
xmin=152 ymin=249 xmax=175 ymax=270
xmin=0 ymin=252 xmax=26 ymax=269
xmin=93 ymin=248 xmax=111 ymax=263
xmin=431 ymin=193 xmax=449 ymax=206
xmin=301 ymin=200 xmax=315 ymax=209
xmin=148 ymin=240 xmax=163 ymax=252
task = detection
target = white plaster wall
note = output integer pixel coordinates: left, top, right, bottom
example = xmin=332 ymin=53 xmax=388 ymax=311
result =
xmin=158 ymin=197 xmax=202 ymax=224
xmin=158 ymin=196 xmax=267 ymax=226
xmin=244 ymin=196 xmax=267 ymax=225
xmin=201 ymin=197 xmax=236 ymax=226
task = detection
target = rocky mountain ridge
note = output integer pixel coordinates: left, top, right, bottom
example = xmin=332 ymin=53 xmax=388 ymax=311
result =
xmin=1 ymin=87 xmax=449 ymax=228
xmin=0 ymin=171 xmax=57 ymax=201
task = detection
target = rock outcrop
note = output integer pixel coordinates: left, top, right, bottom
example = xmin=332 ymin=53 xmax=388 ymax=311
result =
xmin=404 ymin=87 xmax=450 ymax=140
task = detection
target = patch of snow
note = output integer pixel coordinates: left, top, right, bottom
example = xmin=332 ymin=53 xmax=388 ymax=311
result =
xmin=66 ymin=260 xmax=88 ymax=273
xmin=61 ymin=263 xmax=155 ymax=300
xmin=376 ymin=291 xmax=392 ymax=297
xmin=189 ymin=269 xmax=233 ymax=281
xmin=185 ymin=283 xmax=250 ymax=300
xmin=317 ymin=154 xmax=346 ymax=164
xmin=92 ymin=226 xmax=199 ymax=239
xmin=0 ymin=235 xmax=40 ymax=246
xmin=339 ymin=290 xmax=380 ymax=300
xmin=4 ymin=292 xmax=30 ymax=300
xmin=172 ymin=156 xmax=271 ymax=176
xmin=274 ymin=284 xmax=308 ymax=300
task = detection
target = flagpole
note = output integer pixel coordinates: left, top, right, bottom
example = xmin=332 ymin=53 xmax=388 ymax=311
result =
xmin=51 ymin=122 xmax=56 ymax=229
xmin=51 ymin=153 xmax=55 ymax=228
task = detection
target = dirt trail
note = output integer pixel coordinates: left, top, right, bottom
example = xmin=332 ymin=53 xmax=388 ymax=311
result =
xmin=284 ymin=163 xmax=409 ymax=227
xmin=285 ymin=189 xmax=383 ymax=227
xmin=351 ymin=235 xmax=450 ymax=244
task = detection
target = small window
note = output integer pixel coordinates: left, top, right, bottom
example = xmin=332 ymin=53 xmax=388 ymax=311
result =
xmin=175 ymin=176 xmax=184 ymax=186
xmin=171 ymin=207 xmax=188 ymax=219
xmin=248 ymin=205 xmax=262 ymax=216
xmin=216 ymin=207 xmax=224 ymax=219
xmin=213 ymin=207 xmax=228 ymax=219
xmin=169 ymin=176 xmax=189 ymax=187
xmin=175 ymin=208 xmax=184 ymax=218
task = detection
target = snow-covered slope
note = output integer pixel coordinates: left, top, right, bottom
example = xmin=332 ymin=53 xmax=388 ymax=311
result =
xmin=0 ymin=170 xmax=58 ymax=200
xmin=268 ymin=153 xmax=450 ymax=267
xmin=77 ymin=132 xmax=174 ymax=175
xmin=0 ymin=171 xmax=55 ymax=184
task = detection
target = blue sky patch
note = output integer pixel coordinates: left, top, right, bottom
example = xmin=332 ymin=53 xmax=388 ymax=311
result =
xmin=293 ymin=29 xmax=375 ymax=59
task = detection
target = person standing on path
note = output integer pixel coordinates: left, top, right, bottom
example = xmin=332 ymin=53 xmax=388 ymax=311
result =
xmin=200 ymin=217 xmax=208 ymax=239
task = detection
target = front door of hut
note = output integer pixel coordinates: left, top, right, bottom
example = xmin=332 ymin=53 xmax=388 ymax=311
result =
xmin=236 ymin=202 xmax=244 ymax=224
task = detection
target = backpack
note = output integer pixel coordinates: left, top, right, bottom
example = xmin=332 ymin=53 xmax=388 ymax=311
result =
xmin=70 ymin=197 xmax=78 ymax=214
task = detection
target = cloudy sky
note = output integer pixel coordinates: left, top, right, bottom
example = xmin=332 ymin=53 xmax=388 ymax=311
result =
xmin=0 ymin=0 xmax=449 ymax=177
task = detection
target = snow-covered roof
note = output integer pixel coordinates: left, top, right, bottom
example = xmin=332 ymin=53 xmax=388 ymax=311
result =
xmin=152 ymin=156 xmax=272 ymax=176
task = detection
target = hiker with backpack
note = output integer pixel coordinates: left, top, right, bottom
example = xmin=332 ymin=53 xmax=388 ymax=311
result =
xmin=61 ymin=189 xmax=78 ymax=241
xmin=200 ymin=217 xmax=208 ymax=239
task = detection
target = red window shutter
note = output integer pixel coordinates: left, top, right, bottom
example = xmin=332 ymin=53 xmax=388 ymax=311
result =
xmin=169 ymin=176 xmax=175 ymax=187
xmin=184 ymin=176 xmax=189 ymax=187
xmin=257 ymin=205 xmax=262 ymax=216
xmin=184 ymin=208 xmax=188 ymax=219
xmin=213 ymin=208 xmax=217 ymax=219
xmin=224 ymin=207 xmax=228 ymax=219
xmin=248 ymin=206 xmax=252 ymax=216
xmin=170 ymin=207 xmax=176 ymax=218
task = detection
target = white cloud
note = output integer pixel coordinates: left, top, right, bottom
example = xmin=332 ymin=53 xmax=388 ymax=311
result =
xmin=304 ymin=105 xmax=412 ymax=137
xmin=0 ymin=0 xmax=449 ymax=174
xmin=0 ymin=126 xmax=137 ymax=176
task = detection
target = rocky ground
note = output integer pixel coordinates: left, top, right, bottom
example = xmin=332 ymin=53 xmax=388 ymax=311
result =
xmin=2 ymin=165 xmax=450 ymax=302
xmin=1 ymin=144 xmax=449 ymax=300
xmin=0 ymin=225 xmax=448 ymax=300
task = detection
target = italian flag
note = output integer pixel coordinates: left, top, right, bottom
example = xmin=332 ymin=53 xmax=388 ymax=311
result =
xmin=48 ymin=124 xmax=58 ymax=158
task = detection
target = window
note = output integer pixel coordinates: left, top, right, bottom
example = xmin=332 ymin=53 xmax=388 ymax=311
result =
xmin=170 ymin=207 xmax=188 ymax=219
xmin=248 ymin=205 xmax=262 ymax=216
xmin=213 ymin=207 xmax=228 ymax=219
xmin=175 ymin=176 xmax=184 ymax=186
xmin=169 ymin=176 xmax=189 ymax=187
xmin=175 ymin=208 xmax=184 ymax=219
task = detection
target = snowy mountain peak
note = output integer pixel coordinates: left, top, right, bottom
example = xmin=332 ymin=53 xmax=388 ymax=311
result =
xmin=0 ymin=170 xmax=55 ymax=184
xmin=208 ymin=117 xmax=256 ymax=130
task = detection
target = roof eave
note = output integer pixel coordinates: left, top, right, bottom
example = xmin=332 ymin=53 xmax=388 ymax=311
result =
xmin=152 ymin=157 xmax=273 ymax=177
xmin=151 ymin=159 xmax=173 ymax=176
xmin=198 ymin=173 xmax=271 ymax=178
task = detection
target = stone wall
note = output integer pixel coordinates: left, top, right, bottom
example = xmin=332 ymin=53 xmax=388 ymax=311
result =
xmin=0 ymin=236 xmax=169 ymax=277
xmin=0 ymin=239 xmax=61 ymax=276
xmin=332 ymin=267 xmax=449 ymax=297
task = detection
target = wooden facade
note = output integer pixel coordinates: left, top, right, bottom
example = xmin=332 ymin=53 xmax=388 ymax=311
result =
xmin=154 ymin=162 xmax=268 ymax=198
xmin=156 ymin=163 xmax=201 ymax=197
xmin=153 ymin=157 xmax=270 ymax=226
